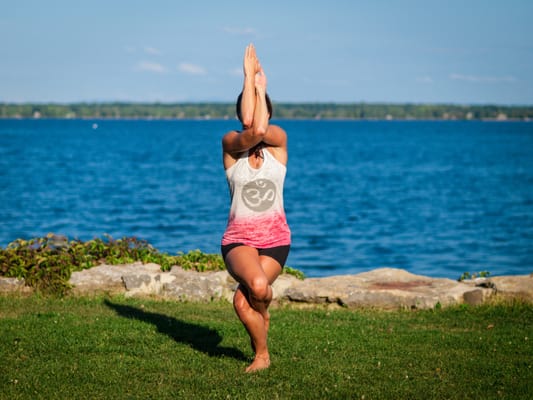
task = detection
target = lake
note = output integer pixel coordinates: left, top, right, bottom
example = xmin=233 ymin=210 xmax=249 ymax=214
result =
xmin=1 ymin=119 xmax=532 ymax=279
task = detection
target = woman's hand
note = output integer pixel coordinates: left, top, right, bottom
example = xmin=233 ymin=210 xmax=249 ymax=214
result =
xmin=255 ymin=66 xmax=267 ymax=93
xmin=241 ymin=44 xmax=259 ymax=127
xmin=243 ymin=44 xmax=260 ymax=78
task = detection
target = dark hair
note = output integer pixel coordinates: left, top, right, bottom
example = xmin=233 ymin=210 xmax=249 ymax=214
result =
xmin=236 ymin=91 xmax=273 ymax=124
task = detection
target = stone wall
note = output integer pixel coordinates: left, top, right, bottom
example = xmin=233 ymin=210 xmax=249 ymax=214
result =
xmin=1 ymin=263 xmax=532 ymax=310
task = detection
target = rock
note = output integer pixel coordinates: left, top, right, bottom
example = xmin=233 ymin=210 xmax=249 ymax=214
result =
xmin=3 ymin=264 xmax=532 ymax=309
xmin=70 ymin=262 xmax=162 ymax=295
xmin=0 ymin=277 xmax=32 ymax=294
xmin=161 ymin=267 xmax=236 ymax=302
xmin=463 ymin=289 xmax=486 ymax=305
xmin=272 ymin=274 xmax=301 ymax=300
xmin=122 ymin=268 xmax=176 ymax=298
xmin=282 ymin=268 xmax=486 ymax=309
xmin=491 ymin=275 xmax=533 ymax=301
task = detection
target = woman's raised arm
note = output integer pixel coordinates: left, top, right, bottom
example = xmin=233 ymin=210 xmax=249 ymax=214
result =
xmin=222 ymin=44 xmax=286 ymax=161
xmin=240 ymin=44 xmax=260 ymax=128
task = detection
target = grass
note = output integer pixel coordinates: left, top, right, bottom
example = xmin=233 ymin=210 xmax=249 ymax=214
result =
xmin=0 ymin=295 xmax=532 ymax=400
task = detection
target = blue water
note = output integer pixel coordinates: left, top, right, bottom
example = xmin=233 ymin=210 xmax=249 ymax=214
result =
xmin=1 ymin=119 xmax=532 ymax=279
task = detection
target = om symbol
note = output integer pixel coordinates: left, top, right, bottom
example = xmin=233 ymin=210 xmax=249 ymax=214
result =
xmin=241 ymin=179 xmax=276 ymax=212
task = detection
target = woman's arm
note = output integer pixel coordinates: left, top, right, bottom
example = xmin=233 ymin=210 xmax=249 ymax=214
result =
xmin=240 ymin=44 xmax=260 ymax=128
xmin=222 ymin=125 xmax=265 ymax=156
xmin=222 ymin=45 xmax=286 ymax=162
xmin=253 ymin=68 xmax=287 ymax=150
xmin=222 ymin=62 xmax=270 ymax=156
xmin=252 ymin=67 xmax=269 ymax=136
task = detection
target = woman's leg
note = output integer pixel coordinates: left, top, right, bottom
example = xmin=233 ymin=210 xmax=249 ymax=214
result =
xmin=257 ymin=254 xmax=284 ymax=333
xmin=224 ymin=246 xmax=282 ymax=372
xmin=233 ymin=255 xmax=282 ymax=346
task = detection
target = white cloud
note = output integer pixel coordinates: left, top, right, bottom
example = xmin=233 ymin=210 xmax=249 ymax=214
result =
xmin=223 ymin=26 xmax=256 ymax=36
xmin=416 ymin=76 xmax=434 ymax=84
xmin=136 ymin=61 xmax=167 ymax=73
xmin=450 ymin=73 xmax=516 ymax=83
xmin=144 ymin=46 xmax=161 ymax=55
xmin=229 ymin=67 xmax=242 ymax=77
xmin=301 ymin=77 xmax=350 ymax=86
xmin=178 ymin=62 xmax=207 ymax=75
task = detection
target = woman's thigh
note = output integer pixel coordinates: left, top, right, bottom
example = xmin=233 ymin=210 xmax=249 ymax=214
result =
xmin=224 ymin=245 xmax=266 ymax=287
xmin=224 ymin=245 xmax=283 ymax=287
xmin=259 ymin=255 xmax=283 ymax=285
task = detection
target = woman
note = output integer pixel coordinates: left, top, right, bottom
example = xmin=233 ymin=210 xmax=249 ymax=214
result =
xmin=221 ymin=44 xmax=291 ymax=373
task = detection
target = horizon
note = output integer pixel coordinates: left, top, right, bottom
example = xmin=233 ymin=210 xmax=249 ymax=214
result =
xmin=1 ymin=1 xmax=532 ymax=105
xmin=3 ymin=100 xmax=533 ymax=108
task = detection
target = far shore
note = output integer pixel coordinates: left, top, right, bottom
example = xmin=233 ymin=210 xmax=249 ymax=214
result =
xmin=2 ymin=101 xmax=532 ymax=121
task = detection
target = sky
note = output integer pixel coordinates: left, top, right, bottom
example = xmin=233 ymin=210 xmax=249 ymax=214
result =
xmin=1 ymin=0 xmax=532 ymax=105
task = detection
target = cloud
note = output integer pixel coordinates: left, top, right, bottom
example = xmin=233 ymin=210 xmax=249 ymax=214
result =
xmin=302 ymin=77 xmax=350 ymax=86
xmin=223 ymin=26 xmax=257 ymax=36
xmin=178 ymin=62 xmax=207 ymax=75
xmin=450 ymin=73 xmax=516 ymax=83
xmin=144 ymin=46 xmax=161 ymax=55
xmin=136 ymin=61 xmax=167 ymax=73
xmin=229 ymin=67 xmax=242 ymax=77
xmin=416 ymin=76 xmax=434 ymax=84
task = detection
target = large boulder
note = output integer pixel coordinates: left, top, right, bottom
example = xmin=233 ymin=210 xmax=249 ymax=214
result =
xmin=0 ymin=277 xmax=32 ymax=294
xmin=160 ymin=266 xmax=236 ymax=302
xmin=282 ymin=268 xmax=495 ymax=309
xmin=69 ymin=262 xmax=162 ymax=295
xmin=491 ymin=274 xmax=533 ymax=301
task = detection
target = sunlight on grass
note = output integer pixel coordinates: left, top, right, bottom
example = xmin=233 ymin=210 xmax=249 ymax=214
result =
xmin=1 ymin=295 xmax=532 ymax=399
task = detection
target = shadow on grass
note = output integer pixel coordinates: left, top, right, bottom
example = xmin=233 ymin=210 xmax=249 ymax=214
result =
xmin=104 ymin=299 xmax=247 ymax=361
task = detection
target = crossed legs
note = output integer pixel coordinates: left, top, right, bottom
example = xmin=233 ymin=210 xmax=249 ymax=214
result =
xmin=224 ymin=245 xmax=282 ymax=372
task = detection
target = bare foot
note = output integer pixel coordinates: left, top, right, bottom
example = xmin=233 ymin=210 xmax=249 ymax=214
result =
xmin=245 ymin=354 xmax=270 ymax=373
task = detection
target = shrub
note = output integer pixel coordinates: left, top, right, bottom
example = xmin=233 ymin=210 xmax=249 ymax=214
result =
xmin=0 ymin=233 xmax=305 ymax=295
xmin=458 ymin=270 xmax=491 ymax=281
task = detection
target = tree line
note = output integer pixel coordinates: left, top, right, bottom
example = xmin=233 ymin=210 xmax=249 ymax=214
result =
xmin=1 ymin=102 xmax=532 ymax=120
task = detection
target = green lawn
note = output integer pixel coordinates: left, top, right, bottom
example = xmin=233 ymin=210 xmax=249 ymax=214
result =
xmin=0 ymin=295 xmax=531 ymax=399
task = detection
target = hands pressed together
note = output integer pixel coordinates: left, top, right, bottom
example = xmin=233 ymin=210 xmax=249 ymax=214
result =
xmin=222 ymin=43 xmax=287 ymax=163
xmin=244 ymin=44 xmax=267 ymax=94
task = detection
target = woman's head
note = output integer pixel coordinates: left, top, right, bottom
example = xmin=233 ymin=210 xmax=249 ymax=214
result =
xmin=236 ymin=92 xmax=273 ymax=124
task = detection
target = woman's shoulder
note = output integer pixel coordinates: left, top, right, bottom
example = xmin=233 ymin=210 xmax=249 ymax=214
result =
xmin=267 ymin=124 xmax=286 ymax=134
xmin=222 ymin=128 xmax=241 ymax=143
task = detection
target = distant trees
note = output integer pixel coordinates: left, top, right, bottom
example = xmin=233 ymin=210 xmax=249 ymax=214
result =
xmin=1 ymin=102 xmax=532 ymax=120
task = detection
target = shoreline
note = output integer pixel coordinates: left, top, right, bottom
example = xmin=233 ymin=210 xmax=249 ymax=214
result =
xmin=1 ymin=116 xmax=532 ymax=122
xmin=2 ymin=101 xmax=532 ymax=121
xmin=2 ymin=264 xmax=532 ymax=309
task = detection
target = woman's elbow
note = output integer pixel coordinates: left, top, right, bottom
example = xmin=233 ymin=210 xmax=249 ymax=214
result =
xmin=253 ymin=125 xmax=268 ymax=137
xmin=241 ymin=114 xmax=254 ymax=129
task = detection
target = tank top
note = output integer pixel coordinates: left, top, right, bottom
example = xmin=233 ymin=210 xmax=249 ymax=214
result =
xmin=221 ymin=147 xmax=291 ymax=248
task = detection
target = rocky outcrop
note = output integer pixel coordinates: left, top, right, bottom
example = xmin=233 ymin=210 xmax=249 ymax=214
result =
xmin=68 ymin=263 xmax=236 ymax=301
xmin=0 ymin=277 xmax=32 ymax=294
xmin=2 ymin=263 xmax=532 ymax=310
xmin=64 ymin=264 xmax=533 ymax=309
xmin=490 ymin=275 xmax=533 ymax=302
xmin=69 ymin=263 xmax=163 ymax=295
xmin=281 ymin=268 xmax=495 ymax=309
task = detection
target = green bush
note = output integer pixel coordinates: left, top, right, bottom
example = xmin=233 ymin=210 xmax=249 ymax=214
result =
xmin=0 ymin=234 xmax=207 ymax=294
xmin=0 ymin=234 xmax=304 ymax=295
xmin=458 ymin=270 xmax=491 ymax=281
xmin=172 ymin=249 xmax=225 ymax=272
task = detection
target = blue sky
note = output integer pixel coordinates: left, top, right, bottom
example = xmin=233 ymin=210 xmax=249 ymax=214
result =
xmin=1 ymin=0 xmax=532 ymax=104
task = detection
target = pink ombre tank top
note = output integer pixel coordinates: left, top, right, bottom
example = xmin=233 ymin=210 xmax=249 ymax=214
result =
xmin=221 ymin=148 xmax=291 ymax=248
